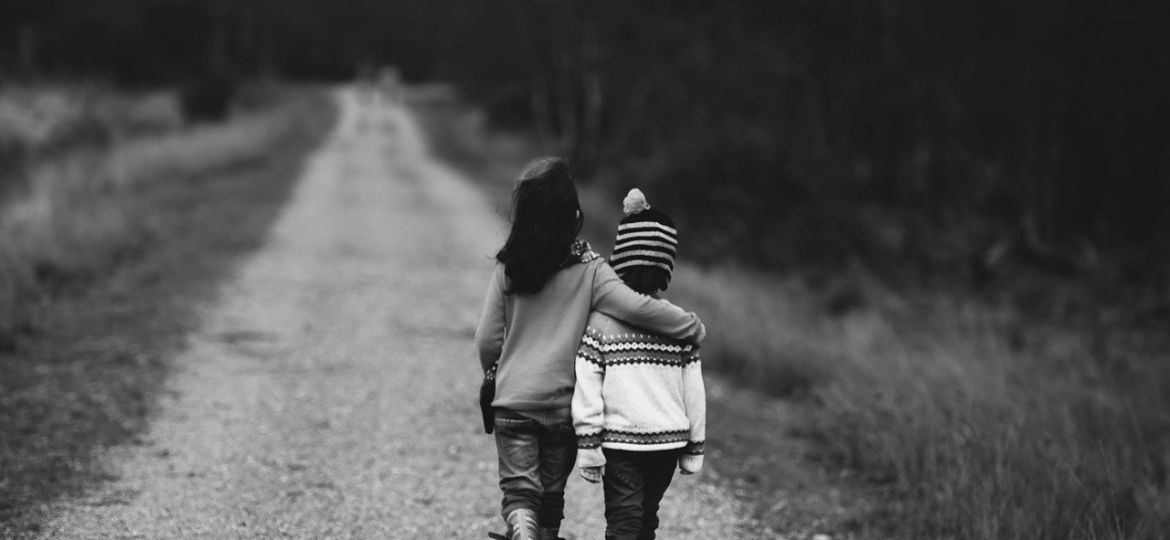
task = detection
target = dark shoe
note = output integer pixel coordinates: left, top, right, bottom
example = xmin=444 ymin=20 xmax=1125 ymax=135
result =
xmin=539 ymin=527 xmax=566 ymax=540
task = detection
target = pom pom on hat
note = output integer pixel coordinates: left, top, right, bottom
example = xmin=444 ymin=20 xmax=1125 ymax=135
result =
xmin=612 ymin=189 xmax=677 ymax=280
xmin=623 ymin=188 xmax=651 ymax=216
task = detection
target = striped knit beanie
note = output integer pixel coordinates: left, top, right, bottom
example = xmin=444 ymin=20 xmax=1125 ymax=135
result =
xmin=611 ymin=189 xmax=678 ymax=279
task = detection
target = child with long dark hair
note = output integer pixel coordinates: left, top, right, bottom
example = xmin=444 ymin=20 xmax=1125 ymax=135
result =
xmin=475 ymin=158 xmax=706 ymax=540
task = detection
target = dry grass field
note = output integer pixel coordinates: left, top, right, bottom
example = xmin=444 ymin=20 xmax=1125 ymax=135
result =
xmin=669 ymin=266 xmax=1169 ymax=539
xmin=0 ymin=85 xmax=336 ymax=532
xmin=0 ymin=84 xmax=318 ymax=344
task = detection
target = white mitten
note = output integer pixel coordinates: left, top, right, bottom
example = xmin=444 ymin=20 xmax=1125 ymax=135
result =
xmin=679 ymin=453 xmax=704 ymax=475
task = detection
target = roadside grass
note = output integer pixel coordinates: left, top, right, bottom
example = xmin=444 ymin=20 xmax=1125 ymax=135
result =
xmin=409 ymin=96 xmax=1170 ymax=539
xmin=0 ymin=85 xmax=183 ymax=201
xmin=670 ymin=267 xmax=1170 ymax=539
xmin=0 ymin=85 xmax=321 ymax=342
xmin=0 ymin=86 xmax=336 ymax=535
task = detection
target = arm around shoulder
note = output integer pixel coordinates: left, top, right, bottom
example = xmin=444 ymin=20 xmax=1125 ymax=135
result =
xmin=591 ymin=262 xmax=705 ymax=343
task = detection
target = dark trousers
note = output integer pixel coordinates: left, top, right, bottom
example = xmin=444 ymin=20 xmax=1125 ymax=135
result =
xmin=493 ymin=408 xmax=577 ymax=530
xmin=602 ymin=448 xmax=682 ymax=540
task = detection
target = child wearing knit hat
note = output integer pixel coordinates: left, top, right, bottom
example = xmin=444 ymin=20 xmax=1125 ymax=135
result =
xmin=571 ymin=188 xmax=708 ymax=540
xmin=476 ymin=161 xmax=707 ymax=540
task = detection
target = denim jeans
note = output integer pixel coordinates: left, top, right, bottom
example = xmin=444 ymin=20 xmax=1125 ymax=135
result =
xmin=493 ymin=407 xmax=577 ymax=530
xmin=602 ymin=448 xmax=682 ymax=540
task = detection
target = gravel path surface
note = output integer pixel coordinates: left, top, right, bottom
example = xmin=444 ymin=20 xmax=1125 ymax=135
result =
xmin=36 ymin=88 xmax=757 ymax=539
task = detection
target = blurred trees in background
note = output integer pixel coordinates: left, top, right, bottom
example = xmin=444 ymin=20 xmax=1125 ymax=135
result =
xmin=3 ymin=0 xmax=1167 ymax=279
xmin=0 ymin=0 xmax=439 ymax=83
xmin=456 ymin=0 xmax=1170 ymax=280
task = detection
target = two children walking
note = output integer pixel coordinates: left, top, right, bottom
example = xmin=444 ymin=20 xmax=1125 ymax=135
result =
xmin=474 ymin=157 xmax=708 ymax=540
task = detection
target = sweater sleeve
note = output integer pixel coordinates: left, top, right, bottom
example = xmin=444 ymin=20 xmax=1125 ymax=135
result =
xmin=473 ymin=265 xmax=506 ymax=373
xmin=572 ymin=324 xmax=607 ymax=469
xmin=591 ymin=263 xmax=706 ymax=344
xmin=680 ymin=347 xmax=706 ymax=473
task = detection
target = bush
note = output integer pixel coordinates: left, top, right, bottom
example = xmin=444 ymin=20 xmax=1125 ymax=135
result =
xmin=179 ymin=73 xmax=237 ymax=122
xmin=616 ymin=132 xmax=916 ymax=273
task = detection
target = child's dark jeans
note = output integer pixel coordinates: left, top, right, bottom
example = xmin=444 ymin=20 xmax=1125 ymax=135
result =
xmin=602 ymin=448 xmax=682 ymax=540
xmin=493 ymin=407 xmax=577 ymax=531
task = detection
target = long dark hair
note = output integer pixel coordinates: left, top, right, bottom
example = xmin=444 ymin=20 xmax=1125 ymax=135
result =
xmin=496 ymin=157 xmax=584 ymax=295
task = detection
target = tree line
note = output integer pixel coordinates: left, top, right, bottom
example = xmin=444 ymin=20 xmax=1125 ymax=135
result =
xmin=3 ymin=0 xmax=1168 ymax=274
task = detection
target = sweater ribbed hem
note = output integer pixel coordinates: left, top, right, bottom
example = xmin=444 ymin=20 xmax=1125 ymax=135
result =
xmin=602 ymin=440 xmax=688 ymax=452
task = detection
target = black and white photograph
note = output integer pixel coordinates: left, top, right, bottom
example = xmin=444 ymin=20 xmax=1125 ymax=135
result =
xmin=1 ymin=1 xmax=1168 ymax=539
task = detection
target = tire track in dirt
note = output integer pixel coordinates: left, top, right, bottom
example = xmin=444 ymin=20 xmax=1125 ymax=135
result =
xmin=35 ymin=88 xmax=759 ymax=539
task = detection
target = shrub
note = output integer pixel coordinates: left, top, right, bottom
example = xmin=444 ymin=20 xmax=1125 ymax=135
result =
xmin=179 ymin=73 xmax=237 ymax=122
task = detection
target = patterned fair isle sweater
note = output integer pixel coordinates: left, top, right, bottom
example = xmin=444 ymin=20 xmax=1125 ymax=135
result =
xmin=572 ymin=306 xmax=706 ymax=473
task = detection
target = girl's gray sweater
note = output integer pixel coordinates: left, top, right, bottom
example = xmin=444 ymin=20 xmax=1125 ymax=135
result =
xmin=475 ymin=254 xmax=705 ymax=412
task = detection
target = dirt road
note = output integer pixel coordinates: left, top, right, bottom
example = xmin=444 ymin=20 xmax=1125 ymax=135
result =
xmin=35 ymin=89 xmax=754 ymax=539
